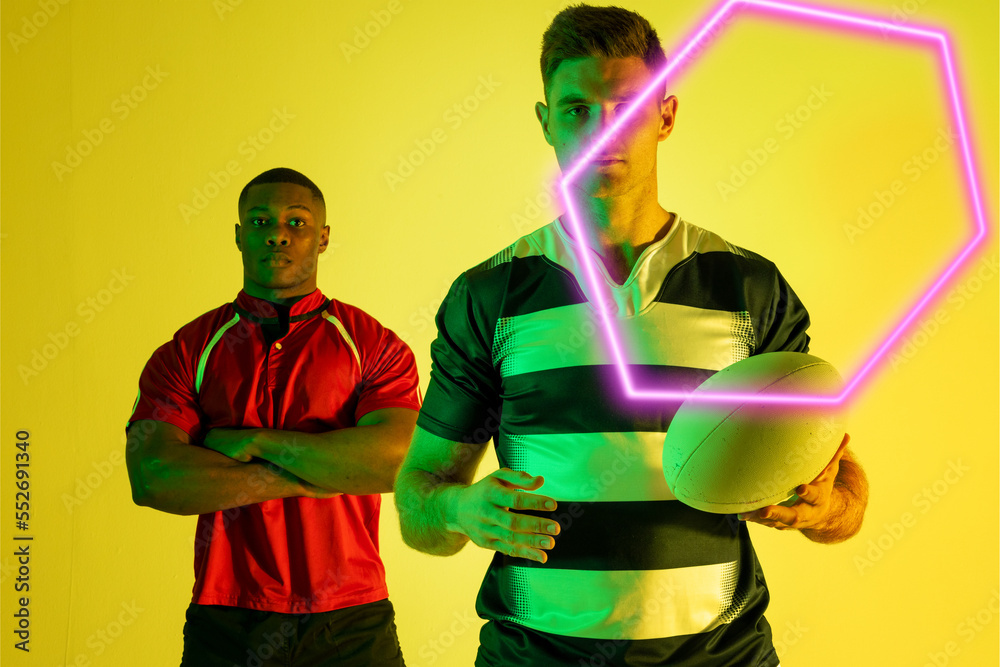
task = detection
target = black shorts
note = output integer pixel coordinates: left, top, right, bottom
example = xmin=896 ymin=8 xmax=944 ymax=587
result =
xmin=180 ymin=598 xmax=405 ymax=667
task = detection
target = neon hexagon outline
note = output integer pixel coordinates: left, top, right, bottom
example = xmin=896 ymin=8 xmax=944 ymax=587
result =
xmin=558 ymin=0 xmax=989 ymax=406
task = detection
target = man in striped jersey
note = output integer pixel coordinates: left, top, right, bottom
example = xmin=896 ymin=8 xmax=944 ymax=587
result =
xmin=395 ymin=5 xmax=867 ymax=666
xmin=126 ymin=168 xmax=420 ymax=665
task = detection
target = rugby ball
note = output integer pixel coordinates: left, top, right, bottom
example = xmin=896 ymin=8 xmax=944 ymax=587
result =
xmin=662 ymin=352 xmax=846 ymax=514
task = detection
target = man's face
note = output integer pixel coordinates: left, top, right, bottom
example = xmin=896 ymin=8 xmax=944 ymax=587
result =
xmin=235 ymin=182 xmax=329 ymax=301
xmin=536 ymin=56 xmax=677 ymax=198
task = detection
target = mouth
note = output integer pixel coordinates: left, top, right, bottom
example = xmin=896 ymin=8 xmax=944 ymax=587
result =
xmin=262 ymin=252 xmax=291 ymax=265
xmin=592 ymin=156 xmax=624 ymax=167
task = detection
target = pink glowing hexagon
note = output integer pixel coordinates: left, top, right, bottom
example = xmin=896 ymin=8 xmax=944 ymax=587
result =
xmin=558 ymin=0 xmax=989 ymax=406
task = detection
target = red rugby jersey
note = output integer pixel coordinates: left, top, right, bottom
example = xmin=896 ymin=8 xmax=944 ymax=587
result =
xmin=128 ymin=289 xmax=421 ymax=613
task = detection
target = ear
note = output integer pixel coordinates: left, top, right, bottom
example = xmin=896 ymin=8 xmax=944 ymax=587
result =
xmin=234 ymin=223 xmax=242 ymax=251
xmin=535 ymin=101 xmax=555 ymax=147
xmin=658 ymin=95 xmax=678 ymax=142
xmin=318 ymin=225 xmax=330 ymax=254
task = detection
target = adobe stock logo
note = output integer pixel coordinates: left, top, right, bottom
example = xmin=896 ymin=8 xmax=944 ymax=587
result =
xmin=558 ymin=0 xmax=989 ymax=407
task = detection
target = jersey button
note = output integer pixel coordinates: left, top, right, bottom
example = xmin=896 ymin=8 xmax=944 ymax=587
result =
xmin=274 ymin=342 xmax=282 ymax=350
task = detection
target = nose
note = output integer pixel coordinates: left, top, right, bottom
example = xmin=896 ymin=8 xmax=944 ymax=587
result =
xmin=588 ymin=104 xmax=625 ymax=131
xmin=265 ymin=226 xmax=290 ymax=246
xmin=592 ymin=105 xmax=636 ymax=148
xmin=584 ymin=106 xmax=627 ymax=146
xmin=598 ymin=107 xmax=617 ymax=130
xmin=582 ymin=107 xmax=627 ymax=154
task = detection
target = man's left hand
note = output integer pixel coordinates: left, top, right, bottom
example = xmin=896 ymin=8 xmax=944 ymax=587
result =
xmin=738 ymin=434 xmax=850 ymax=531
xmin=202 ymin=428 xmax=261 ymax=463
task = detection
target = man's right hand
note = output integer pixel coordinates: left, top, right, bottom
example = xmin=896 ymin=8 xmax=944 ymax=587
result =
xmin=445 ymin=468 xmax=561 ymax=563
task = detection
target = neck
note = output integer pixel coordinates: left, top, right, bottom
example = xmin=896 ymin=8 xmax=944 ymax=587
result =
xmin=242 ymin=283 xmax=316 ymax=307
xmin=569 ymin=180 xmax=671 ymax=284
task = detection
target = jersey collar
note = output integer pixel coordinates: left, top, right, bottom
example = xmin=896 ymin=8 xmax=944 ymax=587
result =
xmin=233 ymin=289 xmax=330 ymax=324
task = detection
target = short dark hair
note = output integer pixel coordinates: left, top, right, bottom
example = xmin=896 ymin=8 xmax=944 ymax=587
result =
xmin=238 ymin=167 xmax=325 ymax=215
xmin=540 ymin=4 xmax=667 ymax=101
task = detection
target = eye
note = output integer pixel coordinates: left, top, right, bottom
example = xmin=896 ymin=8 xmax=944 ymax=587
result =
xmin=289 ymin=218 xmax=306 ymax=227
xmin=251 ymin=217 xmax=269 ymax=226
xmin=568 ymin=106 xmax=589 ymax=118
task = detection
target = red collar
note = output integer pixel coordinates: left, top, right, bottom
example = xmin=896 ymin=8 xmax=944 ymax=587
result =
xmin=233 ymin=290 xmax=329 ymax=324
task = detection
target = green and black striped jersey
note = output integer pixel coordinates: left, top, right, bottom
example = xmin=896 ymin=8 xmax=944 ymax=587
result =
xmin=417 ymin=214 xmax=809 ymax=666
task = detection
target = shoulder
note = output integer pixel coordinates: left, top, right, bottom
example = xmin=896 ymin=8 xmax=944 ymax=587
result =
xmin=459 ymin=220 xmax=566 ymax=293
xmin=321 ymin=296 xmax=413 ymax=356
xmin=323 ymin=296 xmax=374 ymax=323
xmin=322 ymin=297 xmax=390 ymax=335
xmin=151 ymin=301 xmax=239 ymax=361
xmin=429 ymin=229 xmax=556 ymax=342
xmin=135 ymin=301 xmax=238 ymax=393
xmin=676 ymin=218 xmax=783 ymax=281
xmin=678 ymin=219 xmax=774 ymax=266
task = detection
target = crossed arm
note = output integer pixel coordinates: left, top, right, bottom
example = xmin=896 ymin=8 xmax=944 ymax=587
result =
xmin=126 ymin=407 xmax=418 ymax=516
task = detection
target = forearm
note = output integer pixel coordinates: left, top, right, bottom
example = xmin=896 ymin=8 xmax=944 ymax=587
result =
xmin=394 ymin=468 xmax=470 ymax=556
xmin=250 ymin=428 xmax=387 ymax=494
xmin=129 ymin=436 xmax=312 ymax=516
xmin=802 ymin=459 xmax=869 ymax=544
xmin=249 ymin=409 xmax=416 ymax=495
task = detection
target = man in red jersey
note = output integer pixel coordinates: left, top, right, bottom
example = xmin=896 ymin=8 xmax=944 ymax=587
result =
xmin=126 ymin=167 xmax=420 ymax=666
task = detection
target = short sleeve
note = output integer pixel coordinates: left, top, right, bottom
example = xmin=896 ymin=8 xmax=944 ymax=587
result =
xmin=756 ymin=268 xmax=811 ymax=354
xmin=416 ymin=272 xmax=502 ymax=444
xmin=127 ymin=336 xmax=205 ymax=439
xmin=353 ymin=316 xmax=422 ymax=421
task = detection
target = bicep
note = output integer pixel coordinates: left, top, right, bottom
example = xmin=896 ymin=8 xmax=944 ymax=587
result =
xmin=125 ymin=420 xmax=195 ymax=501
xmin=357 ymin=407 xmax=419 ymax=460
xmin=357 ymin=407 xmax=418 ymax=431
xmin=128 ymin=337 xmax=206 ymax=440
xmin=125 ymin=420 xmax=192 ymax=471
xmin=400 ymin=425 xmax=488 ymax=486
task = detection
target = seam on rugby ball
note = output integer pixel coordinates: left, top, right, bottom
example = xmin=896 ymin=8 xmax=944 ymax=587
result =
xmin=678 ymin=360 xmax=830 ymax=507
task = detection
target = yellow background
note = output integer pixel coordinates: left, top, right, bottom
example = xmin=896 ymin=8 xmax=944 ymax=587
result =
xmin=1 ymin=0 xmax=997 ymax=665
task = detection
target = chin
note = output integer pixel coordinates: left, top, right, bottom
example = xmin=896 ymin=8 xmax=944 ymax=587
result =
xmin=572 ymin=180 xmax=625 ymax=200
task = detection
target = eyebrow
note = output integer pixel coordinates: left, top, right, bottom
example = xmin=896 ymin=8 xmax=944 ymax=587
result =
xmin=245 ymin=204 xmax=313 ymax=215
xmin=556 ymin=94 xmax=591 ymax=106
xmin=555 ymin=92 xmax=641 ymax=106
